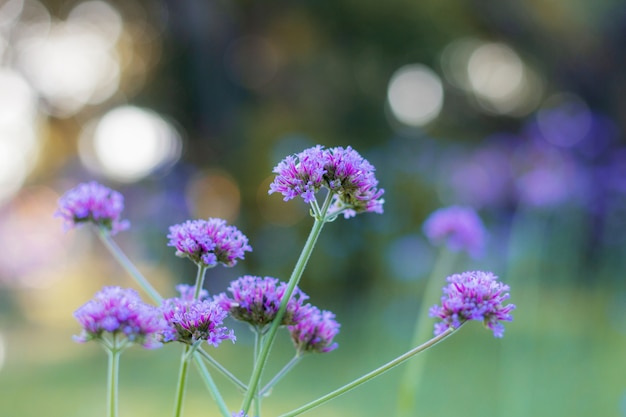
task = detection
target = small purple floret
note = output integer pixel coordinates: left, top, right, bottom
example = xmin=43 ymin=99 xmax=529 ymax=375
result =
xmin=56 ymin=181 xmax=130 ymax=235
xmin=423 ymin=205 xmax=486 ymax=258
xmin=214 ymin=275 xmax=310 ymax=328
xmin=429 ymin=271 xmax=515 ymax=338
xmin=161 ymin=288 xmax=235 ymax=347
xmin=167 ymin=218 xmax=252 ymax=268
xmin=288 ymin=305 xmax=340 ymax=353
xmin=73 ymin=286 xmax=166 ymax=349
xmin=268 ymin=145 xmax=384 ymax=218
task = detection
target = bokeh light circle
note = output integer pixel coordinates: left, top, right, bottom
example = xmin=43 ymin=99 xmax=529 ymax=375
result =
xmin=387 ymin=64 xmax=444 ymax=127
xmin=79 ymin=105 xmax=182 ymax=183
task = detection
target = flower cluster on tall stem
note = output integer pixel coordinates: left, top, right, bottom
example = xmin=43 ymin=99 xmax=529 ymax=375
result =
xmin=56 ymin=181 xmax=130 ymax=235
xmin=429 ymin=270 xmax=515 ymax=338
xmin=269 ymin=145 xmax=385 ymax=219
xmin=288 ymin=306 xmax=340 ymax=354
xmin=73 ymin=286 xmax=166 ymax=349
xmin=214 ymin=275 xmax=311 ymax=330
xmin=167 ymin=218 xmax=252 ymax=268
xmin=161 ymin=298 xmax=236 ymax=347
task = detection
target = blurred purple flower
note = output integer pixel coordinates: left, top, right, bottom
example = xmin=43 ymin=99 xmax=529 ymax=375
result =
xmin=512 ymin=141 xmax=584 ymax=208
xmin=269 ymin=145 xmax=384 ymax=218
xmin=161 ymin=293 xmax=235 ymax=347
xmin=423 ymin=205 xmax=486 ymax=258
xmin=232 ymin=412 xmax=248 ymax=417
xmin=214 ymin=275 xmax=310 ymax=328
xmin=56 ymin=181 xmax=130 ymax=235
xmin=175 ymin=283 xmax=209 ymax=301
xmin=73 ymin=286 xmax=166 ymax=349
xmin=167 ymin=218 xmax=252 ymax=268
xmin=429 ymin=271 xmax=515 ymax=338
xmin=288 ymin=305 xmax=340 ymax=354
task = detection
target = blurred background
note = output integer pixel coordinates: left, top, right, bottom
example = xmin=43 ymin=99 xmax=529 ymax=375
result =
xmin=0 ymin=0 xmax=625 ymax=416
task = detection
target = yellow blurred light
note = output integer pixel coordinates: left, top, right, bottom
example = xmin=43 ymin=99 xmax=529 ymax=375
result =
xmin=387 ymin=64 xmax=444 ymax=127
xmin=79 ymin=105 xmax=182 ymax=183
xmin=0 ymin=140 xmax=27 ymax=205
xmin=186 ymin=170 xmax=241 ymax=222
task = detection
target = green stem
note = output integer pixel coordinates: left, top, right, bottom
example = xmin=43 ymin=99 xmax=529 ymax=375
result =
xmin=96 ymin=228 xmax=163 ymax=304
xmin=396 ymin=247 xmax=458 ymax=416
xmin=195 ymin=348 xmax=248 ymax=392
xmin=193 ymin=264 xmax=208 ymax=299
xmin=278 ymin=327 xmax=458 ymax=417
xmin=260 ymin=354 xmax=302 ymax=397
xmin=241 ymin=193 xmax=333 ymax=413
xmin=193 ymin=353 xmax=232 ymax=417
xmin=253 ymin=330 xmax=263 ymax=417
xmin=173 ymin=345 xmax=192 ymax=417
xmin=106 ymin=335 xmax=121 ymax=417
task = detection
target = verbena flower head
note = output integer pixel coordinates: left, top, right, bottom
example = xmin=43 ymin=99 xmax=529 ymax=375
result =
xmin=429 ymin=271 xmax=515 ymax=338
xmin=423 ymin=205 xmax=486 ymax=257
xmin=167 ymin=218 xmax=252 ymax=268
xmin=288 ymin=305 xmax=340 ymax=354
xmin=56 ymin=181 xmax=130 ymax=235
xmin=161 ymin=290 xmax=235 ymax=347
xmin=232 ymin=412 xmax=249 ymax=417
xmin=73 ymin=286 xmax=166 ymax=349
xmin=214 ymin=275 xmax=310 ymax=328
xmin=268 ymin=145 xmax=384 ymax=218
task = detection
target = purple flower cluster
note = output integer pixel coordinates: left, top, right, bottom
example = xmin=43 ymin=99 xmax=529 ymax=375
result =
xmin=73 ymin=286 xmax=166 ymax=349
xmin=423 ymin=205 xmax=486 ymax=258
xmin=167 ymin=218 xmax=252 ymax=268
xmin=214 ymin=276 xmax=310 ymax=328
xmin=161 ymin=286 xmax=235 ymax=346
xmin=231 ymin=412 xmax=248 ymax=417
xmin=56 ymin=181 xmax=130 ymax=235
xmin=429 ymin=271 xmax=515 ymax=338
xmin=269 ymin=145 xmax=384 ymax=218
xmin=288 ymin=306 xmax=340 ymax=354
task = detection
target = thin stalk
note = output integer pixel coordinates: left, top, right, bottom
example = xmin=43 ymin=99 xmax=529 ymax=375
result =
xmin=106 ymin=335 xmax=121 ymax=417
xmin=96 ymin=228 xmax=163 ymax=304
xmin=241 ymin=193 xmax=333 ymax=413
xmin=260 ymin=354 xmax=302 ymax=397
xmin=253 ymin=330 xmax=263 ymax=417
xmin=195 ymin=348 xmax=248 ymax=392
xmin=193 ymin=354 xmax=232 ymax=417
xmin=173 ymin=345 xmax=192 ymax=417
xmin=396 ymin=247 xmax=458 ymax=416
xmin=278 ymin=327 xmax=458 ymax=417
xmin=193 ymin=264 xmax=208 ymax=299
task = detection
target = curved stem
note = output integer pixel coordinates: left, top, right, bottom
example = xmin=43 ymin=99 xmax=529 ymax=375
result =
xmin=96 ymin=228 xmax=163 ymax=304
xmin=278 ymin=327 xmax=459 ymax=417
xmin=396 ymin=247 xmax=458 ymax=416
xmin=241 ymin=193 xmax=333 ymax=414
xmin=260 ymin=354 xmax=302 ymax=397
